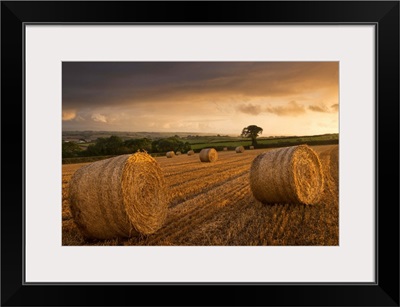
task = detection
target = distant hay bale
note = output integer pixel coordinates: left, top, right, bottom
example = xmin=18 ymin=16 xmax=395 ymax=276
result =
xmin=223 ymin=147 xmax=228 ymax=151
xmin=199 ymin=148 xmax=218 ymax=162
xmin=249 ymin=145 xmax=324 ymax=205
xmin=176 ymin=151 xmax=182 ymax=155
xmin=68 ymin=152 xmax=168 ymax=239
xmin=187 ymin=150 xmax=195 ymax=156
xmin=235 ymin=146 xmax=245 ymax=153
xmin=249 ymin=146 xmax=255 ymax=150
xmin=166 ymin=151 xmax=175 ymax=158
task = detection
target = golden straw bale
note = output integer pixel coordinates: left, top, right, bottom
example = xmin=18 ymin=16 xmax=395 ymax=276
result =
xmin=223 ymin=147 xmax=228 ymax=151
xmin=328 ymin=147 xmax=339 ymax=185
xmin=68 ymin=152 xmax=169 ymax=239
xmin=235 ymin=146 xmax=245 ymax=153
xmin=317 ymin=145 xmax=339 ymax=204
xmin=176 ymin=151 xmax=182 ymax=155
xmin=249 ymin=145 xmax=324 ymax=205
xmin=166 ymin=151 xmax=175 ymax=158
xmin=187 ymin=150 xmax=195 ymax=156
xmin=199 ymin=148 xmax=218 ymax=162
xmin=249 ymin=146 xmax=255 ymax=150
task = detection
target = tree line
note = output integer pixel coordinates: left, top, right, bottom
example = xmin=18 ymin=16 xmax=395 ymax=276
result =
xmin=62 ymin=125 xmax=265 ymax=158
xmin=62 ymin=135 xmax=192 ymax=158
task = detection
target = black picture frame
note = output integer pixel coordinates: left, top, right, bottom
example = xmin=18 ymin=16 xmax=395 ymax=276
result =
xmin=1 ymin=1 xmax=399 ymax=306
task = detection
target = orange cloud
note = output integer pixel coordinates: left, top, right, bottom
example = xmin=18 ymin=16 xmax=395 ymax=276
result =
xmin=309 ymin=105 xmax=330 ymax=113
xmin=265 ymin=101 xmax=306 ymax=116
xmin=62 ymin=110 xmax=76 ymax=121
xmin=331 ymin=104 xmax=339 ymax=111
xmin=237 ymin=103 xmax=262 ymax=115
xmin=91 ymin=113 xmax=107 ymax=123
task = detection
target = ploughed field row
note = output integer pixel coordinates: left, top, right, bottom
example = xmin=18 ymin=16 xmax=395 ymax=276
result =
xmin=62 ymin=145 xmax=339 ymax=246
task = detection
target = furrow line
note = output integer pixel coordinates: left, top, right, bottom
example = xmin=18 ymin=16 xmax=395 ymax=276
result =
xmin=169 ymin=188 xmax=251 ymax=245
xmin=153 ymin=183 xmax=250 ymax=245
xmin=168 ymin=167 xmax=250 ymax=207
xmin=162 ymin=156 xmax=254 ymax=177
xmin=167 ymin=160 xmax=252 ymax=188
xmin=144 ymin=175 xmax=249 ymax=244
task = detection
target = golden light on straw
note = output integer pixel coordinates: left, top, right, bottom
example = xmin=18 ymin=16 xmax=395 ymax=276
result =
xmin=199 ymin=148 xmax=218 ymax=162
xmin=249 ymin=145 xmax=324 ymax=205
xmin=68 ymin=152 xmax=169 ymax=239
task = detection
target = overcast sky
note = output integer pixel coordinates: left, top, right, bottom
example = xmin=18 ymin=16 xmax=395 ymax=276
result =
xmin=62 ymin=62 xmax=338 ymax=136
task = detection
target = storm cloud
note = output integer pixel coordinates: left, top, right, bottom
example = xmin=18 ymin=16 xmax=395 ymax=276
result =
xmin=63 ymin=62 xmax=339 ymax=109
xmin=62 ymin=61 xmax=339 ymax=135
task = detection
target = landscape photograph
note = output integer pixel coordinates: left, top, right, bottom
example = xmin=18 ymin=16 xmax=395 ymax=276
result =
xmin=62 ymin=61 xmax=339 ymax=246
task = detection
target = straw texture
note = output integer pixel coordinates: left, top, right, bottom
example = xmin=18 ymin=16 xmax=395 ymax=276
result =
xmin=235 ymin=146 xmax=245 ymax=153
xmin=166 ymin=151 xmax=175 ymax=158
xmin=199 ymin=148 xmax=218 ymax=162
xmin=249 ymin=145 xmax=324 ymax=205
xmin=68 ymin=152 xmax=168 ymax=239
xmin=318 ymin=145 xmax=339 ymax=203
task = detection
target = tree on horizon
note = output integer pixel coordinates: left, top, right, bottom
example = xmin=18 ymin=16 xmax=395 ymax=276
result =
xmin=241 ymin=125 xmax=263 ymax=146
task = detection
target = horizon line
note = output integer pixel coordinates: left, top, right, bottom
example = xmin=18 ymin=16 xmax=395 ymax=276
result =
xmin=62 ymin=130 xmax=339 ymax=137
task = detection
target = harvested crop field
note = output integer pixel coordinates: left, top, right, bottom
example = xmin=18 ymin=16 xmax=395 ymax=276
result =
xmin=62 ymin=144 xmax=339 ymax=246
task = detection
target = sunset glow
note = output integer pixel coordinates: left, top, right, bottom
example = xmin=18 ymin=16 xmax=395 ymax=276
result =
xmin=62 ymin=62 xmax=339 ymax=136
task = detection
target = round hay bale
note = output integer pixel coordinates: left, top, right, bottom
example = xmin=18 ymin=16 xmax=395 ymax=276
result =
xmin=199 ymin=148 xmax=218 ymax=162
xmin=176 ymin=151 xmax=182 ymax=155
xmin=235 ymin=146 xmax=245 ymax=153
xmin=223 ymin=147 xmax=228 ymax=151
xmin=166 ymin=151 xmax=175 ymax=158
xmin=68 ymin=152 xmax=169 ymax=239
xmin=249 ymin=145 xmax=324 ymax=205
xmin=249 ymin=146 xmax=255 ymax=150
xmin=187 ymin=150 xmax=195 ymax=156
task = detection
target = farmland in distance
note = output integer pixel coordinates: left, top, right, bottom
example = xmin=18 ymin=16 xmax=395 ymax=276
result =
xmin=62 ymin=144 xmax=339 ymax=246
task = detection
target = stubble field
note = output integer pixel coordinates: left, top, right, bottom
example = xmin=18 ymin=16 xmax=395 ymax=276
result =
xmin=62 ymin=144 xmax=339 ymax=246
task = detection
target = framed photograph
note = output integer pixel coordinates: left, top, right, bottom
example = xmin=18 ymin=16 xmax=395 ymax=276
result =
xmin=2 ymin=1 xmax=399 ymax=306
